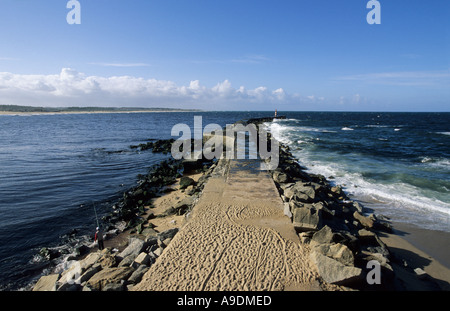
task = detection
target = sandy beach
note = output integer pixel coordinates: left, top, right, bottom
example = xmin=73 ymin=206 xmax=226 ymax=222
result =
xmin=378 ymin=222 xmax=450 ymax=290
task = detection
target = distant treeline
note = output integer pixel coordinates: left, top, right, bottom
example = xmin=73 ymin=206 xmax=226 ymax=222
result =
xmin=0 ymin=105 xmax=201 ymax=113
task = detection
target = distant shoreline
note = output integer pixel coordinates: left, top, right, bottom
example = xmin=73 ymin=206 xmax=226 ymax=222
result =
xmin=0 ymin=110 xmax=200 ymax=116
xmin=0 ymin=105 xmax=201 ymax=115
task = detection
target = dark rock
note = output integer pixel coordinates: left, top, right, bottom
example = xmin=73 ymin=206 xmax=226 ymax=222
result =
xmin=103 ymin=282 xmax=125 ymax=291
xmin=39 ymin=247 xmax=61 ymax=261
xmin=182 ymin=159 xmax=204 ymax=172
xmin=179 ymin=176 xmax=195 ymax=190
xmin=158 ymin=228 xmax=179 ymax=241
xmin=128 ymin=265 xmax=149 ymax=284
xmin=272 ymin=171 xmax=290 ymax=183
xmin=311 ymin=225 xmax=342 ymax=244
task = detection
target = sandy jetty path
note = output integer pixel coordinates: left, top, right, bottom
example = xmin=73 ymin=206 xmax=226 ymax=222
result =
xmin=133 ymin=158 xmax=330 ymax=291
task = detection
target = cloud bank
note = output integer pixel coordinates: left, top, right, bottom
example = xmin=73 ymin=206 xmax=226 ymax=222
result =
xmin=0 ymin=68 xmax=303 ymax=110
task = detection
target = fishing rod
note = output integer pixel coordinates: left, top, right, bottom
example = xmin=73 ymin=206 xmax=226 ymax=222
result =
xmin=93 ymin=202 xmax=100 ymax=229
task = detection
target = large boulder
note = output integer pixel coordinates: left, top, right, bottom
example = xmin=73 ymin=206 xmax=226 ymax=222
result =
xmin=283 ymin=182 xmax=316 ymax=202
xmin=118 ymin=238 xmax=145 ymax=259
xmin=311 ymin=225 xmax=336 ymax=244
xmin=292 ymin=206 xmax=322 ymax=231
xmin=58 ymin=252 xmax=102 ymax=286
xmin=272 ymin=171 xmax=290 ymax=183
xmin=312 ymin=243 xmax=354 ymax=266
xmin=353 ymin=211 xmax=374 ymax=229
xmin=86 ymin=267 xmax=134 ymax=291
xmin=179 ymin=176 xmax=195 ymax=190
xmin=158 ymin=228 xmax=179 ymax=241
xmin=128 ymin=265 xmax=149 ymax=284
xmin=33 ymin=274 xmax=60 ymax=291
xmin=310 ymin=251 xmax=362 ymax=285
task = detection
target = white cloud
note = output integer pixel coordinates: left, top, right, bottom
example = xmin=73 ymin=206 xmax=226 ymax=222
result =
xmin=0 ymin=68 xmax=305 ymax=110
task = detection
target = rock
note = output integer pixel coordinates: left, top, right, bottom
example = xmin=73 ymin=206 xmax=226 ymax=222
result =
xmin=58 ymin=252 xmax=102 ymax=286
xmin=292 ymin=206 xmax=322 ymax=231
xmin=97 ymin=253 xmax=118 ymax=268
xmin=313 ymin=243 xmax=354 ymax=266
xmin=39 ymin=247 xmax=60 ymax=261
xmin=118 ymin=238 xmax=145 ymax=259
xmin=185 ymin=185 xmax=196 ymax=196
xmin=33 ymin=274 xmax=60 ymax=291
xmin=162 ymin=238 xmax=172 ymax=247
xmin=182 ymin=159 xmax=204 ymax=172
xmin=284 ymin=182 xmax=316 ymax=202
xmin=313 ymin=202 xmax=335 ymax=219
xmin=158 ymin=228 xmax=179 ymax=241
xmin=118 ymin=254 xmax=137 ymax=267
xmin=78 ymin=264 xmax=102 ymax=284
xmin=311 ymin=225 xmax=337 ymax=244
xmin=331 ymin=186 xmax=343 ymax=195
xmin=310 ymin=251 xmax=362 ymax=286
xmin=414 ymin=268 xmax=428 ymax=280
xmin=153 ymin=247 xmax=163 ymax=257
xmin=272 ymin=171 xmax=290 ymax=183
xmin=299 ymin=231 xmax=314 ymax=244
xmin=165 ymin=196 xmax=195 ymax=216
xmin=179 ymin=176 xmax=195 ymax=189
xmin=103 ymin=282 xmax=125 ymax=291
xmin=283 ymin=202 xmax=292 ymax=218
xmin=128 ymin=265 xmax=149 ymax=284
xmin=134 ymin=252 xmax=151 ymax=266
xmin=358 ymin=229 xmax=376 ymax=240
xmin=353 ymin=211 xmax=374 ymax=229
xmin=86 ymin=267 xmax=134 ymax=291
xmin=352 ymin=201 xmax=364 ymax=213
xmin=142 ymin=227 xmax=158 ymax=238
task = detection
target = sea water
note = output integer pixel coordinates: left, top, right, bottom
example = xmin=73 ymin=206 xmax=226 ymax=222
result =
xmin=0 ymin=111 xmax=448 ymax=290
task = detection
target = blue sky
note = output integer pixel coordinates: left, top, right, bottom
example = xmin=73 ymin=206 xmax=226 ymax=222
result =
xmin=0 ymin=0 xmax=449 ymax=111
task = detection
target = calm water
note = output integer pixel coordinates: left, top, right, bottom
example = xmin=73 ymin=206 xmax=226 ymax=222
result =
xmin=0 ymin=111 xmax=264 ymax=290
xmin=0 ymin=111 xmax=449 ymax=290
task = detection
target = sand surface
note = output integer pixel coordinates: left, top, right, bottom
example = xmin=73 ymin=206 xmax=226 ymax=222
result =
xmin=133 ymin=159 xmax=336 ymax=291
xmin=378 ymin=223 xmax=450 ymax=290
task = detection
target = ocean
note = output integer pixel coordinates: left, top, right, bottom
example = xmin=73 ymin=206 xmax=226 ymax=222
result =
xmin=0 ymin=111 xmax=449 ymax=290
xmin=267 ymin=112 xmax=449 ymax=232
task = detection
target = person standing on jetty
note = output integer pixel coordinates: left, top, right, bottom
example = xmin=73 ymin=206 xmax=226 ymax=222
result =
xmin=94 ymin=227 xmax=104 ymax=250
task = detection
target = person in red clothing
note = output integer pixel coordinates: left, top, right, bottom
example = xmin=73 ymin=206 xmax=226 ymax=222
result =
xmin=94 ymin=227 xmax=104 ymax=250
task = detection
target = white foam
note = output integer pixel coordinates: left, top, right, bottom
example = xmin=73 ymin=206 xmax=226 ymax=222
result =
xmin=436 ymin=132 xmax=450 ymax=136
xmin=341 ymin=127 xmax=353 ymax=131
xmin=292 ymin=151 xmax=450 ymax=231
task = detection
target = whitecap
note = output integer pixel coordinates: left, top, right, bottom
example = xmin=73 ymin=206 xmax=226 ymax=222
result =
xmin=419 ymin=156 xmax=450 ymax=168
xmin=394 ymin=128 xmax=401 ymax=131
xmin=436 ymin=132 xmax=450 ymax=136
xmin=341 ymin=127 xmax=353 ymax=131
